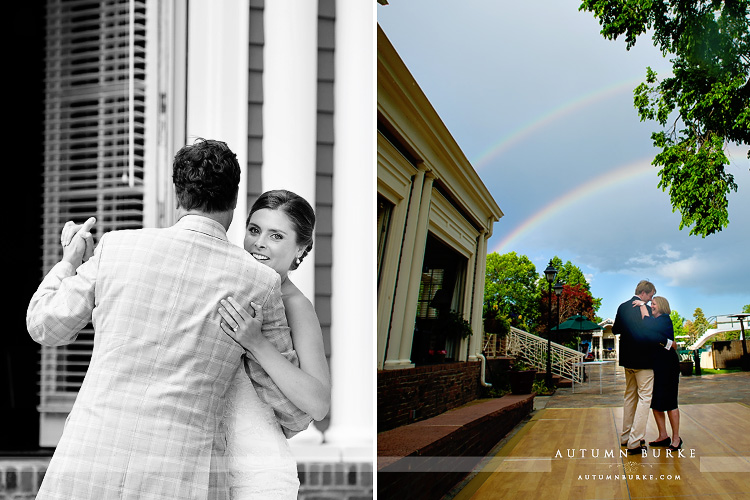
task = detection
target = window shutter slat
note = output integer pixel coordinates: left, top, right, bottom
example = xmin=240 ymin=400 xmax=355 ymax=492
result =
xmin=39 ymin=0 xmax=148 ymax=411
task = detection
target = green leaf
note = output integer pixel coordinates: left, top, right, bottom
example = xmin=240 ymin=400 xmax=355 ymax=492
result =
xmin=581 ymin=0 xmax=750 ymax=236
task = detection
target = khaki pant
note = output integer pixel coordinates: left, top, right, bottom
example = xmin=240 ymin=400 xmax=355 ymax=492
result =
xmin=621 ymin=368 xmax=654 ymax=448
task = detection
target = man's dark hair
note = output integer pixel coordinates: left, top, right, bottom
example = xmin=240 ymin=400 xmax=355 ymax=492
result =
xmin=172 ymin=139 xmax=241 ymax=212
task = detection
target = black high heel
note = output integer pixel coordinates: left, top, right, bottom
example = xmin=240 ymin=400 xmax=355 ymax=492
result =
xmin=667 ymin=438 xmax=682 ymax=451
xmin=649 ymin=437 xmax=671 ymax=447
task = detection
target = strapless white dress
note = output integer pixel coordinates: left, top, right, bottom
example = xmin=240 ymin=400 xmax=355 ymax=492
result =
xmin=222 ymin=364 xmax=300 ymax=499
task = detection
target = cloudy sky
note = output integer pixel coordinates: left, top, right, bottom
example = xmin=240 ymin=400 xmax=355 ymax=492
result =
xmin=378 ymin=0 xmax=750 ymax=323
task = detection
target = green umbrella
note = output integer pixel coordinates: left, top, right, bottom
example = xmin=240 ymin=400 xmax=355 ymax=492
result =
xmin=551 ymin=314 xmax=602 ymax=333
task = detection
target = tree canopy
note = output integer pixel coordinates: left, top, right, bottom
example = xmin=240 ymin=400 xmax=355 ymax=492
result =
xmin=684 ymin=307 xmax=714 ymax=346
xmin=547 ymin=256 xmax=590 ymax=289
xmin=484 ymin=253 xmax=603 ymax=337
xmin=669 ymin=309 xmax=687 ymax=340
xmin=580 ymin=0 xmax=750 ymax=237
xmin=536 ymin=256 xmax=603 ymax=315
xmin=538 ymin=283 xmax=599 ymax=337
xmin=484 ymin=252 xmax=540 ymax=331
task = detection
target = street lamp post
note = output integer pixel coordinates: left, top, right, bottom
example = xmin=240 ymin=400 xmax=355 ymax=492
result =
xmin=729 ymin=313 xmax=750 ymax=371
xmin=553 ymin=281 xmax=564 ymax=377
xmin=543 ymin=261 xmax=559 ymax=388
xmin=554 ymin=280 xmax=564 ymax=329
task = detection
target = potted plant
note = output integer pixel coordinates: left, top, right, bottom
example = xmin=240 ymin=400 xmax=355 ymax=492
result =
xmin=679 ymin=360 xmax=693 ymax=376
xmin=678 ymin=353 xmax=693 ymax=376
xmin=435 ymin=310 xmax=473 ymax=341
xmin=483 ymin=312 xmax=510 ymax=338
xmin=509 ymin=360 xmax=537 ymax=395
xmin=483 ymin=311 xmax=511 ymax=357
xmin=427 ymin=348 xmax=447 ymax=363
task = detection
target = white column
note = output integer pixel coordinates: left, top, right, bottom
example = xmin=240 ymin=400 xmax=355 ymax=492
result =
xmin=323 ymin=0 xmax=374 ymax=458
xmin=468 ymin=229 xmax=489 ymax=362
xmin=397 ymin=172 xmax=434 ymax=363
xmin=615 ymin=334 xmax=620 ymax=362
xmin=261 ymin=0 xmax=318 ymax=299
xmin=382 ymin=167 xmax=425 ymax=369
xmin=185 ymin=0 xmax=249 ymax=245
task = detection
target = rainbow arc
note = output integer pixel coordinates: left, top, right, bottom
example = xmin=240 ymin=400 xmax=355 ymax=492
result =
xmin=491 ymin=158 xmax=654 ymax=254
xmin=473 ymin=78 xmax=643 ymax=170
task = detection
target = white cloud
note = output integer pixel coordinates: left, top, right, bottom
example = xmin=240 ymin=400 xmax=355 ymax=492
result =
xmin=659 ymin=255 xmax=702 ymax=287
xmin=659 ymin=243 xmax=681 ymax=260
xmin=626 ymin=254 xmax=657 ymax=266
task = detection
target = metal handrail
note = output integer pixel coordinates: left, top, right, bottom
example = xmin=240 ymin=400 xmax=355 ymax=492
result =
xmin=505 ymin=327 xmax=584 ymax=383
xmin=483 ymin=333 xmax=500 ymax=358
xmin=686 ymin=315 xmax=746 ymax=350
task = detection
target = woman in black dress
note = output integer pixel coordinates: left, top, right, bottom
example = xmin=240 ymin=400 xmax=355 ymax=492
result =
xmin=633 ymin=295 xmax=682 ymax=451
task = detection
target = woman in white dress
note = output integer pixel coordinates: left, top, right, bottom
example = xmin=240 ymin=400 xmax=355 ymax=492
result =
xmin=217 ymin=190 xmax=331 ymax=499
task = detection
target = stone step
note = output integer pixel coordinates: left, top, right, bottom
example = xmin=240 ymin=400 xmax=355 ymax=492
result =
xmin=535 ymin=371 xmax=572 ymax=388
xmin=502 ymin=356 xmax=574 ymax=388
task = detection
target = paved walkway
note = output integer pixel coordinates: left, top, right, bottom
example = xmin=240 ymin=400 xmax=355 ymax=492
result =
xmin=540 ymin=367 xmax=750 ymax=409
xmin=445 ymin=370 xmax=750 ymax=499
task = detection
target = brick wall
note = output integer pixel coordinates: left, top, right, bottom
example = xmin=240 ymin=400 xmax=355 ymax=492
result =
xmin=377 ymin=361 xmax=482 ymax=432
xmin=0 ymin=459 xmax=371 ymax=499
xmin=298 ymin=461 xmax=373 ymax=500
xmin=0 ymin=460 xmax=48 ymax=500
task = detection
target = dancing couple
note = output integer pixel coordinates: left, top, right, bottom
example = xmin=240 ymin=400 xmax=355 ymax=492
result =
xmin=614 ymin=279 xmax=683 ymax=456
xmin=27 ymin=139 xmax=330 ymax=499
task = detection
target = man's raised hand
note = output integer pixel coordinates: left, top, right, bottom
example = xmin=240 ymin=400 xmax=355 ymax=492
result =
xmin=61 ymin=217 xmax=96 ymax=267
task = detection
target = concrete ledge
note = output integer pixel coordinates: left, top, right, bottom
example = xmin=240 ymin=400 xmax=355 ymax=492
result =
xmin=377 ymin=394 xmax=534 ymax=499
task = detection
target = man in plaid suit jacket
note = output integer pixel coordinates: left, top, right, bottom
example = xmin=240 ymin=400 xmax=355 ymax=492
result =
xmin=27 ymin=140 xmax=311 ymax=499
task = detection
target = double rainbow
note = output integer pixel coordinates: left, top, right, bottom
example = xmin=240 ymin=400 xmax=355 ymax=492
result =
xmin=473 ymin=78 xmax=643 ymax=171
xmin=490 ymin=158 xmax=654 ymax=254
xmin=469 ymin=77 xmax=657 ymax=254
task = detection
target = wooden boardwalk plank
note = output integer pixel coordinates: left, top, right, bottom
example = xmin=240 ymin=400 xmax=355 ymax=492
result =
xmin=454 ymin=403 xmax=750 ymax=499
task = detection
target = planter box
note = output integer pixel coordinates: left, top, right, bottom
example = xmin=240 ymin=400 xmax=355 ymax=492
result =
xmin=510 ymin=370 xmax=537 ymax=394
xmin=679 ymin=361 xmax=693 ymax=376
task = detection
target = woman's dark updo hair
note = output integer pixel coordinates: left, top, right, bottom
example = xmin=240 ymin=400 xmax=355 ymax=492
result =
xmin=248 ymin=190 xmax=315 ymax=270
xmin=172 ymin=139 xmax=241 ymax=212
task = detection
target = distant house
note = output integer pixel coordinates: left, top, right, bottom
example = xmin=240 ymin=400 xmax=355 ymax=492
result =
xmin=599 ymin=318 xmax=619 ymax=360
xmin=377 ymin=25 xmax=503 ymax=431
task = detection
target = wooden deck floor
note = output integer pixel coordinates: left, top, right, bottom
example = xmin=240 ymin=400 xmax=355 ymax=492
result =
xmin=452 ymin=403 xmax=750 ymax=500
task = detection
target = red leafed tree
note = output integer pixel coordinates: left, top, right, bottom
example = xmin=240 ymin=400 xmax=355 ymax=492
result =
xmin=537 ymin=284 xmax=596 ymax=336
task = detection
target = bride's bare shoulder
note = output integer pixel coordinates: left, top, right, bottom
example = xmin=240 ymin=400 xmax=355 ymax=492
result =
xmin=280 ymin=280 xmax=320 ymax=338
xmin=281 ymin=279 xmax=315 ymax=312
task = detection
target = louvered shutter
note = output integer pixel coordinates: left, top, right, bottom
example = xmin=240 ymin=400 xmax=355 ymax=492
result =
xmin=417 ymin=269 xmax=445 ymax=319
xmin=39 ymin=0 xmax=148 ymax=419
